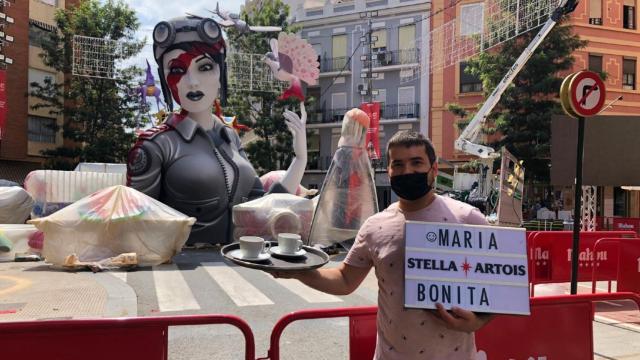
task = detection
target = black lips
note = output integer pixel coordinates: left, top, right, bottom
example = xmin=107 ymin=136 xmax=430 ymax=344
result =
xmin=186 ymin=91 xmax=204 ymax=101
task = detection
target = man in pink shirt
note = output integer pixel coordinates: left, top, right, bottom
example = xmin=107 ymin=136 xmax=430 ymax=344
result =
xmin=273 ymin=131 xmax=492 ymax=359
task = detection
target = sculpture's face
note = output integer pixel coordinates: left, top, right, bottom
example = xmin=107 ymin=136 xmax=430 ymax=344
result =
xmin=162 ymin=48 xmax=220 ymax=114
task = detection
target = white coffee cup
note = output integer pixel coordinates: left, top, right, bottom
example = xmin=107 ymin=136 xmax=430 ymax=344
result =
xmin=239 ymin=236 xmax=270 ymax=258
xmin=277 ymin=233 xmax=303 ymax=254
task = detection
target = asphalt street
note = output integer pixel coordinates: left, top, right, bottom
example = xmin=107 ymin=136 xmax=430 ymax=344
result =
xmin=0 ymin=248 xmax=639 ymax=359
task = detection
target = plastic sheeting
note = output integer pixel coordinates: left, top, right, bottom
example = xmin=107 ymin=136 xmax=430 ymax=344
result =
xmin=24 ymin=170 xmax=126 ymax=218
xmin=308 ymin=109 xmax=378 ymax=247
xmin=0 ymin=187 xmax=34 ymax=224
xmin=232 ymin=193 xmax=314 ymax=242
xmin=28 ymin=185 xmax=195 ymax=268
xmin=0 ymin=224 xmax=39 ymax=262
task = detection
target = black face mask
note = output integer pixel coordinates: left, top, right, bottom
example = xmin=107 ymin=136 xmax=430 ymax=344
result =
xmin=390 ymin=169 xmax=433 ymax=201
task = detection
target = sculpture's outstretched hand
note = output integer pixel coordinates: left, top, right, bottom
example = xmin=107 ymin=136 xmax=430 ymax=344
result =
xmin=283 ymin=102 xmax=307 ymax=159
xmin=279 ymin=103 xmax=308 ymax=195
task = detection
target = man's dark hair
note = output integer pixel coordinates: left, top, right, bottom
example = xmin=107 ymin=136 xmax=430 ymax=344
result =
xmin=386 ymin=130 xmax=437 ymax=165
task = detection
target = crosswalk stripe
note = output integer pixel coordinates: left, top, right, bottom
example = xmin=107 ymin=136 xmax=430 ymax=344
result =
xmin=109 ymin=271 xmax=127 ymax=283
xmin=202 ymin=262 xmax=274 ymax=306
xmin=274 ymin=278 xmax=343 ymax=303
xmin=152 ymin=264 xmax=200 ymax=312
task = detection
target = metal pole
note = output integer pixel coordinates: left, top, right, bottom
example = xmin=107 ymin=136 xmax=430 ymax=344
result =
xmin=570 ymin=116 xmax=585 ymax=295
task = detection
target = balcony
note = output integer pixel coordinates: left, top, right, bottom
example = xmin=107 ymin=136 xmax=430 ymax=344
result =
xmin=370 ymin=49 xmax=420 ymax=67
xmin=307 ymin=154 xmax=390 ymax=171
xmin=307 ymin=103 xmax=420 ymax=124
xmin=379 ymin=103 xmax=420 ymax=119
xmin=320 ymin=57 xmax=350 ymax=73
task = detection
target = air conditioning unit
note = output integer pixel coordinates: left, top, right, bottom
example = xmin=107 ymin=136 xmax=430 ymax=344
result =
xmin=377 ymin=52 xmax=391 ymax=66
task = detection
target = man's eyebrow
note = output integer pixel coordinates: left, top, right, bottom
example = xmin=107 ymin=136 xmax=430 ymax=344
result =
xmin=196 ymin=55 xmax=211 ymax=63
xmin=409 ymin=157 xmax=425 ymax=162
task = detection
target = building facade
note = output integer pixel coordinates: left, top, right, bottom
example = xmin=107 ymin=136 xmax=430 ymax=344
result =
xmin=287 ymin=0 xmax=430 ymax=208
xmin=0 ymin=0 xmax=74 ymax=184
xmin=430 ymin=0 xmax=640 ymax=220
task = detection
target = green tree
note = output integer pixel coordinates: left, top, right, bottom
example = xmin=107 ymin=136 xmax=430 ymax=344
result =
xmin=29 ymin=0 xmax=145 ymax=169
xmin=225 ymin=0 xmax=306 ymax=174
xmin=450 ymin=22 xmax=586 ymax=184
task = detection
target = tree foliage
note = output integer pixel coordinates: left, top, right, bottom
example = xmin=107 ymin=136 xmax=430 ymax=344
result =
xmin=28 ymin=0 xmax=145 ymax=169
xmin=225 ymin=0 xmax=306 ymax=174
xmin=452 ymin=22 xmax=586 ymax=183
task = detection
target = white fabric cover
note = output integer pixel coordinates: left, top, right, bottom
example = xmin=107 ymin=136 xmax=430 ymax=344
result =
xmin=29 ymin=185 xmax=195 ymax=267
xmin=0 ymin=187 xmax=34 ymax=224
xmin=0 ymin=224 xmax=39 ymax=262
xmin=232 ymin=193 xmax=314 ymax=242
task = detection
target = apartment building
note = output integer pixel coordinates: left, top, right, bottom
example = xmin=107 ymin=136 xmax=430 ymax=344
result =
xmin=431 ymin=0 xmax=640 ymax=220
xmin=286 ymin=0 xmax=430 ymax=208
xmin=0 ymin=0 xmax=75 ymax=184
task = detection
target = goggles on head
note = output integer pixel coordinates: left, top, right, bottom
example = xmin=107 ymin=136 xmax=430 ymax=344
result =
xmin=153 ymin=17 xmax=222 ymax=49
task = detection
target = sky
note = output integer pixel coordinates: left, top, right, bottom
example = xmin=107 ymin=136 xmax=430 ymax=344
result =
xmin=123 ymin=0 xmax=246 ymax=70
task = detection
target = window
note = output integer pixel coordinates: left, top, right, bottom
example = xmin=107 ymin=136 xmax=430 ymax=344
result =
xmin=589 ymin=0 xmax=603 ymax=25
xmin=312 ymin=43 xmax=322 ymax=66
xmin=307 ymin=129 xmax=321 ymax=170
xmin=29 ymin=68 xmax=56 ymax=88
xmin=460 ymin=3 xmax=484 ymax=36
xmin=614 ymin=187 xmax=629 ymax=216
xmin=28 ymin=116 xmax=56 ymax=143
xmin=373 ymin=89 xmax=387 ymax=118
xmin=589 ymin=54 xmax=603 ymax=73
xmin=398 ymin=87 xmax=415 ymax=118
xmin=398 ymin=25 xmax=417 ymax=64
xmin=623 ymin=58 xmax=636 ymax=90
xmin=331 ymin=34 xmax=347 ymax=71
xmin=372 ymin=29 xmax=387 ymax=53
xmin=331 ymin=92 xmax=347 ymax=121
xmin=624 ymin=0 xmax=636 ymax=29
xmin=40 ymin=0 xmax=58 ymax=5
xmin=28 ymin=23 xmax=54 ymax=48
xmin=460 ymin=62 xmax=483 ymax=93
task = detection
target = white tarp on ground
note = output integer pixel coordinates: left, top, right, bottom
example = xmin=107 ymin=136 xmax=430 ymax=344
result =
xmin=74 ymin=163 xmax=127 ymax=174
xmin=0 ymin=224 xmax=39 ymax=262
xmin=29 ymin=185 xmax=195 ymax=268
xmin=0 ymin=187 xmax=34 ymax=224
xmin=24 ymin=170 xmax=126 ymax=218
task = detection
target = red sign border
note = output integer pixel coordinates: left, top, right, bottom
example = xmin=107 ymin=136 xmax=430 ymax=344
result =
xmin=569 ymin=70 xmax=606 ymax=117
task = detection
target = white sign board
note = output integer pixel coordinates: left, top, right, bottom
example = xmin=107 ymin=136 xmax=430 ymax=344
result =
xmin=404 ymin=221 xmax=530 ymax=315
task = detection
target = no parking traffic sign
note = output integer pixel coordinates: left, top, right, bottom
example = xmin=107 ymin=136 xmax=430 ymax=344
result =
xmin=560 ymin=71 xmax=606 ymax=118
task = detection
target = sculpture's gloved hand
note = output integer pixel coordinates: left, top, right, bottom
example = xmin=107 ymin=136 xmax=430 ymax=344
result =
xmin=279 ymin=102 xmax=308 ymax=195
xmin=283 ymin=102 xmax=307 ymax=159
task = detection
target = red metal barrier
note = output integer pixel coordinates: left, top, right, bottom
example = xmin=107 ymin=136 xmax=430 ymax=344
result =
xmin=0 ymin=314 xmax=255 ymax=360
xmin=477 ymin=292 xmax=640 ymax=359
xmin=261 ymin=293 xmax=640 ymax=360
xmin=592 ymin=238 xmax=640 ymax=294
xmin=258 ymin=306 xmax=377 ymax=360
xmin=528 ymin=231 xmax=636 ymax=296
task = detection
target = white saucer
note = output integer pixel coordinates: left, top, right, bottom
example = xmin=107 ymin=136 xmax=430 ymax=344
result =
xmin=270 ymin=246 xmax=307 ymax=258
xmin=228 ymin=249 xmax=271 ymax=262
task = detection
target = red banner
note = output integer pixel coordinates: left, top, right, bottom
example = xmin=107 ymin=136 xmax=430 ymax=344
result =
xmin=360 ymin=102 xmax=381 ymax=160
xmin=0 ymin=70 xmax=6 ymax=140
xmin=612 ymin=217 xmax=640 ymax=235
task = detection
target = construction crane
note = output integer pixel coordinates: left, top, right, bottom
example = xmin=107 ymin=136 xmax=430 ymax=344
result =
xmin=453 ymin=0 xmax=578 ymax=210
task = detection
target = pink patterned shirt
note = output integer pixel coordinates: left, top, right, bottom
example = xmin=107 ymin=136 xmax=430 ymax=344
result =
xmin=344 ymin=195 xmax=489 ymax=360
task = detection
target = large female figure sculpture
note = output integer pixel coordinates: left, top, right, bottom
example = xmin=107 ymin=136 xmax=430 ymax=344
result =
xmin=127 ymin=16 xmax=307 ymax=245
